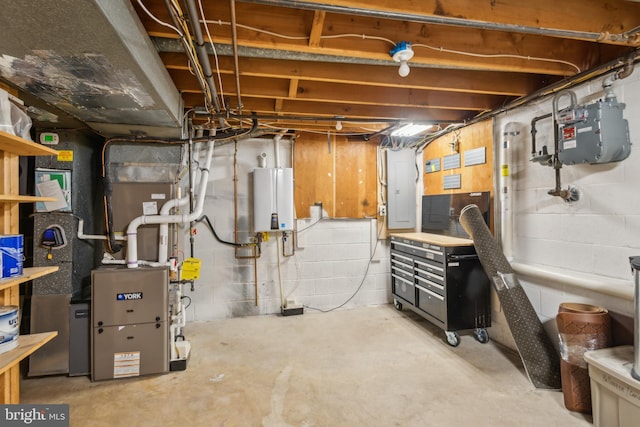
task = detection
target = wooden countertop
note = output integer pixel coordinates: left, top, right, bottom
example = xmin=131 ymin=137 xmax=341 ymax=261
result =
xmin=390 ymin=232 xmax=474 ymax=247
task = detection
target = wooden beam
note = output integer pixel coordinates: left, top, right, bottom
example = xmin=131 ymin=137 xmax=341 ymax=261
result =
xmin=171 ymin=69 xmax=509 ymax=111
xmin=240 ymin=0 xmax=640 ymax=44
xmin=182 ymin=93 xmax=474 ymax=122
xmin=308 ymin=10 xmax=326 ymax=48
xmin=143 ymin=2 xmax=632 ymax=75
xmin=161 ymin=53 xmax=546 ymax=96
xmin=275 ymin=98 xmax=284 ymax=113
xmin=288 ymin=78 xmax=299 ymax=98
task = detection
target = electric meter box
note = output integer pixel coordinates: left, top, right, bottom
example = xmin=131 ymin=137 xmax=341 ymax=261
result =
xmin=253 ymin=168 xmax=294 ymax=233
xmin=558 ymin=98 xmax=631 ymax=165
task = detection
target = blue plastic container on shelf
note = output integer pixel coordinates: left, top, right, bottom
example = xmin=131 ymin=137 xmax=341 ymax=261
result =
xmin=0 ymin=234 xmax=24 ymax=278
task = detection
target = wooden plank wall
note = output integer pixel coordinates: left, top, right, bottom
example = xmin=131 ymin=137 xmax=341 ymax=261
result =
xmin=294 ymin=132 xmax=378 ymax=218
xmin=422 ymin=119 xmax=494 ymax=228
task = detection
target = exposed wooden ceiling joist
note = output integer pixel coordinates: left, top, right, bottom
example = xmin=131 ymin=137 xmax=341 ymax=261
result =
xmin=131 ymin=0 xmax=639 ymax=137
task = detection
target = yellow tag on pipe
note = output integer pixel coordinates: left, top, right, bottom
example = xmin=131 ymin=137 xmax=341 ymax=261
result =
xmin=181 ymin=257 xmax=202 ymax=281
xmin=501 ymin=164 xmax=509 ymax=177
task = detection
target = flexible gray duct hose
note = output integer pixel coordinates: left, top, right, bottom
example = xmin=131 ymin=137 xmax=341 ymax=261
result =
xmin=460 ymin=204 xmax=561 ymax=390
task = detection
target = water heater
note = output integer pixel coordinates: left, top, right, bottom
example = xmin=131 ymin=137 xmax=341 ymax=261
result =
xmin=253 ymin=168 xmax=294 ymax=232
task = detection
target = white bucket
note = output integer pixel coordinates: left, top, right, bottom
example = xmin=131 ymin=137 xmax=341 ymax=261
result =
xmin=0 ymin=306 xmax=19 ymax=354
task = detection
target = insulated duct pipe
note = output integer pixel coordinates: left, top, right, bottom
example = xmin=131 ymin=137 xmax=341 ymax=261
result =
xmin=126 ymin=140 xmax=215 ymax=268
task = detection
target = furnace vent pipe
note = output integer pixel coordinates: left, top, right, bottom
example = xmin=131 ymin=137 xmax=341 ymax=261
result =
xmin=158 ymin=193 xmax=189 ymax=263
xmin=126 ymin=139 xmax=215 ymax=268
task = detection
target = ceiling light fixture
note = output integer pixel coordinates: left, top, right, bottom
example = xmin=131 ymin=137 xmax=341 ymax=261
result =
xmin=335 ymin=120 xmax=343 ymax=131
xmin=391 ymin=123 xmax=434 ymax=137
xmin=390 ymin=41 xmax=414 ymax=77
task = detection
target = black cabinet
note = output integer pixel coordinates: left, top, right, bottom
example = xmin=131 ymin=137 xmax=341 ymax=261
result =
xmin=390 ymin=233 xmax=491 ymax=346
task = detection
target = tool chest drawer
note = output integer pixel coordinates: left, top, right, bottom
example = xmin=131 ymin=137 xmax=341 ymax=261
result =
xmin=416 ymin=284 xmax=445 ymax=322
xmin=391 ymin=273 xmax=415 ymax=305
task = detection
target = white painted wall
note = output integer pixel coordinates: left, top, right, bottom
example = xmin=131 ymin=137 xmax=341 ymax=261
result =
xmin=491 ymin=67 xmax=640 ymax=347
xmin=183 ymin=137 xmax=391 ymax=321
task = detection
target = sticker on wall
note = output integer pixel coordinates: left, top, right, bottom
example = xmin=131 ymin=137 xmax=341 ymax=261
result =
xmin=443 ymin=174 xmax=461 ymax=190
xmin=443 ymin=153 xmax=461 ymax=170
xmin=56 ymin=150 xmax=73 ymax=162
xmin=425 ymin=158 xmax=441 ymax=173
xmin=463 ymin=147 xmax=486 ymax=167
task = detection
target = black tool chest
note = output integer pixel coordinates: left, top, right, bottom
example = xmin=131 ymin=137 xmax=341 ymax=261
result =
xmin=390 ymin=233 xmax=491 ymax=346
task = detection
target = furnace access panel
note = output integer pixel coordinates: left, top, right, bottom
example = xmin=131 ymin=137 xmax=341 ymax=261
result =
xmin=91 ymin=266 xmax=169 ymax=381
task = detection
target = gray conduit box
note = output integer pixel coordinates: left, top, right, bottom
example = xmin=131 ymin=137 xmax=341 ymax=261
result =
xmin=558 ymin=97 xmax=631 ymax=165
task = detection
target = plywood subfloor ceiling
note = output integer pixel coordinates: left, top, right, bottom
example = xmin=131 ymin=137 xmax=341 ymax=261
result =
xmin=134 ymin=0 xmax=640 ymax=137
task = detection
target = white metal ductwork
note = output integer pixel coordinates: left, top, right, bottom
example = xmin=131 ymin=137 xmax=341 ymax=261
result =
xmin=0 ymin=0 xmax=183 ymax=137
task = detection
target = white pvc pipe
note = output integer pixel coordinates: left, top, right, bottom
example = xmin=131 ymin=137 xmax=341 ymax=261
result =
xmin=512 ymin=262 xmax=634 ymax=301
xmin=158 ymin=194 xmax=189 ymax=263
xmin=126 ymin=140 xmax=215 ymax=268
xmin=499 ymin=122 xmax=520 ymax=261
xmin=274 ymin=134 xmax=282 ymax=168
xmin=77 ymin=219 xmax=126 ymax=241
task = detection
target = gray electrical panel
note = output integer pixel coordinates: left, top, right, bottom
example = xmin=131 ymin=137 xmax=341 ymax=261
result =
xmin=558 ymin=97 xmax=631 ymax=165
xmin=91 ymin=267 xmax=169 ymax=381
xmin=386 ymin=149 xmax=416 ymax=230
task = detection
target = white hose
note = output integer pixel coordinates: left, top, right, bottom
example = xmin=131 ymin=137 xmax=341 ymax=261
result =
xmin=126 ymin=140 xmax=215 ymax=268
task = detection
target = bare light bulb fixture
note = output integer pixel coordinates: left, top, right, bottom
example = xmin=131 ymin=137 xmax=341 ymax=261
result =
xmin=398 ymin=61 xmax=410 ymax=77
xmin=390 ymin=41 xmax=414 ymax=77
xmin=335 ymin=120 xmax=343 ymax=131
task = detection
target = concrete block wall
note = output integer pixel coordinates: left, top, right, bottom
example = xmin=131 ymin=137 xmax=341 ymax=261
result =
xmin=184 ymin=218 xmax=390 ymax=321
xmin=490 ymin=67 xmax=640 ymax=348
xmin=182 ymin=138 xmax=391 ymax=321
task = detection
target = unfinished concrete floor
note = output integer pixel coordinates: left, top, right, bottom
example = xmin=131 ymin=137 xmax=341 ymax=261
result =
xmin=21 ymin=305 xmax=593 ymax=427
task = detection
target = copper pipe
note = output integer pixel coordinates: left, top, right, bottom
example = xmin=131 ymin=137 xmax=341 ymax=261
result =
xmin=233 ymin=140 xmax=257 ymax=259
